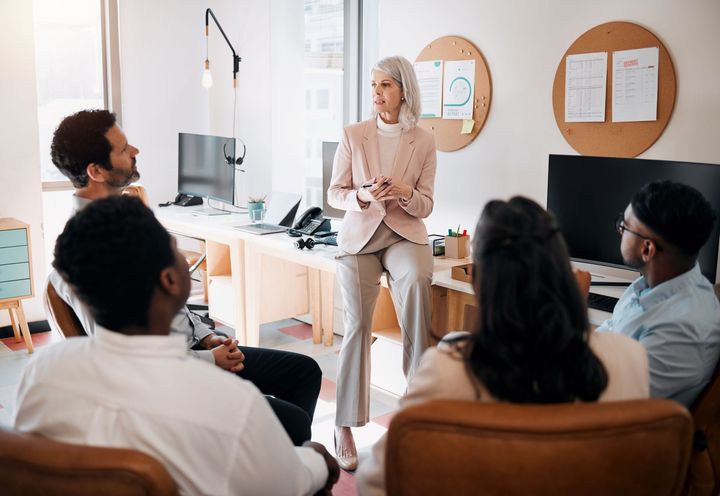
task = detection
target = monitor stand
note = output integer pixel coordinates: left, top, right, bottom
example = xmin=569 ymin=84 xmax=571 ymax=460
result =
xmin=192 ymin=207 xmax=231 ymax=216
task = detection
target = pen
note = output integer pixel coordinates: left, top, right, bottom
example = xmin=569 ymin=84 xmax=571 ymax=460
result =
xmin=362 ymin=179 xmax=390 ymax=188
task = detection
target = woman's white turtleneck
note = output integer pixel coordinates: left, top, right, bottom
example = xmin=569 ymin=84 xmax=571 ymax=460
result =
xmin=376 ymin=115 xmax=402 ymax=177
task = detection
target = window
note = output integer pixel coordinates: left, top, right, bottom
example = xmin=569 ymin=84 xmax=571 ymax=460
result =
xmin=31 ymin=0 xmax=120 ymax=274
xmin=32 ymin=0 xmax=107 ymax=183
xmin=303 ymin=0 xmax=345 ymax=204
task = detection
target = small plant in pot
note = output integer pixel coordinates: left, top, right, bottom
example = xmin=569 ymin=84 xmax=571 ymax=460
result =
xmin=247 ymin=195 xmax=266 ymax=222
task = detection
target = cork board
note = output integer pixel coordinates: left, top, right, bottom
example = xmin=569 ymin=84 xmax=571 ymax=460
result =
xmin=552 ymin=22 xmax=676 ymax=158
xmin=415 ymin=36 xmax=492 ymax=152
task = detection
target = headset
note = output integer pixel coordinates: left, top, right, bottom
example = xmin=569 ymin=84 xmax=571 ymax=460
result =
xmin=294 ymin=237 xmax=335 ymax=250
xmin=223 ymin=138 xmax=247 ymax=168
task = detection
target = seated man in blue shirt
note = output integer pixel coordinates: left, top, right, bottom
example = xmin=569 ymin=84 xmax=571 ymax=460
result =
xmin=596 ymin=180 xmax=720 ymax=407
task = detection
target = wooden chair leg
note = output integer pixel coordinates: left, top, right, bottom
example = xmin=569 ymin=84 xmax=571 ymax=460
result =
xmin=8 ymin=307 xmax=21 ymax=343
xmin=15 ymin=301 xmax=33 ymax=354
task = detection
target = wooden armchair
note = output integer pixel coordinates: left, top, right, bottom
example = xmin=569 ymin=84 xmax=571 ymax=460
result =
xmin=0 ymin=425 xmax=178 ymax=496
xmin=386 ymin=399 xmax=692 ymax=496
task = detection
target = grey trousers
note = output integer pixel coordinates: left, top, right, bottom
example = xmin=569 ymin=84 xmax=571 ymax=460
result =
xmin=335 ymin=223 xmax=433 ymax=427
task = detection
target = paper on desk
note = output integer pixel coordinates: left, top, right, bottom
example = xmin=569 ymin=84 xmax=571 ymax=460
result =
xmin=612 ymin=47 xmax=659 ymax=122
xmin=443 ymin=60 xmax=475 ymax=120
xmin=414 ymin=59 xmax=443 ymax=118
xmin=565 ymin=52 xmax=607 ymax=122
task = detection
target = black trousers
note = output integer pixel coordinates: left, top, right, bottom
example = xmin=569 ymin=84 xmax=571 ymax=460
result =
xmin=237 ymin=346 xmax=322 ymax=446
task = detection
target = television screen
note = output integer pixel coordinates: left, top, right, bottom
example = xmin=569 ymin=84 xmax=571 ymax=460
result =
xmin=547 ymin=154 xmax=720 ymax=283
xmin=178 ymin=133 xmax=235 ymax=205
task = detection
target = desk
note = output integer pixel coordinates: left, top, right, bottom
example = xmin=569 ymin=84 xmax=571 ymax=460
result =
xmin=431 ymin=265 xmax=623 ymax=334
xmin=156 ymin=205 xmax=470 ymax=347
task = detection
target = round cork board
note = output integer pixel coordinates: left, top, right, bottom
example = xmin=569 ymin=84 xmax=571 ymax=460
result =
xmin=415 ymin=36 xmax=492 ymax=152
xmin=552 ymin=22 xmax=676 ymax=158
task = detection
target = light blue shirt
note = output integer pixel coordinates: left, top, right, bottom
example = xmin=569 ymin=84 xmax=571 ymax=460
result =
xmin=596 ymin=264 xmax=720 ymax=407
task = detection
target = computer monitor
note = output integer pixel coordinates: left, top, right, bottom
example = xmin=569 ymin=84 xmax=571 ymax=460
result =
xmin=178 ymin=133 xmax=235 ymax=204
xmin=547 ymin=154 xmax=720 ymax=284
xmin=322 ymin=141 xmax=345 ymax=219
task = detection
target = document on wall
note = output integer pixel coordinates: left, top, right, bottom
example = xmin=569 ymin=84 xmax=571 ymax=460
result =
xmin=414 ymin=60 xmax=443 ymax=118
xmin=612 ymin=47 xmax=659 ymax=122
xmin=564 ymin=52 xmax=607 ymax=122
xmin=442 ymin=60 xmax=475 ymax=120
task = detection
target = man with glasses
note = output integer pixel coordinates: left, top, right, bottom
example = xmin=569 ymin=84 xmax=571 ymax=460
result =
xmin=596 ymin=180 xmax=720 ymax=407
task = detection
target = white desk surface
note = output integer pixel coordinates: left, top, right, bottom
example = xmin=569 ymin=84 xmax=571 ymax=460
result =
xmin=156 ymin=205 xmax=617 ymax=327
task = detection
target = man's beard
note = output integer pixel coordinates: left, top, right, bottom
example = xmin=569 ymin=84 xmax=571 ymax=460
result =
xmin=106 ymin=161 xmax=140 ymax=188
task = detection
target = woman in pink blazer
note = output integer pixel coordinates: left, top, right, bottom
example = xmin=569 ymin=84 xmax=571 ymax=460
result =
xmin=327 ymin=55 xmax=437 ymax=471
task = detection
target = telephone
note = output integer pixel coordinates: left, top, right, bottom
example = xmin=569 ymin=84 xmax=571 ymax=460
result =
xmin=291 ymin=207 xmax=332 ymax=236
xmin=173 ymin=193 xmax=203 ymax=207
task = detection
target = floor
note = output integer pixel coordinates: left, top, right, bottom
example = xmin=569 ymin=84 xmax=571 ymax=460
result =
xmin=0 ymin=316 xmax=401 ymax=496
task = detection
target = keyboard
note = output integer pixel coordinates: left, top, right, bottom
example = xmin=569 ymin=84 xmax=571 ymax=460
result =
xmin=234 ymin=223 xmax=287 ymax=235
xmin=587 ymin=292 xmax=619 ymax=313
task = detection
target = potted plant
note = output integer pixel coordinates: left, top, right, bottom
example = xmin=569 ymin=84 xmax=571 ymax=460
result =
xmin=247 ymin=195 xmax=266 ymax=222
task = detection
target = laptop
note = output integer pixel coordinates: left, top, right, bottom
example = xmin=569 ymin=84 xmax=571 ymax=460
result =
xmin=234 ymin=192 xmax=301 ymax=235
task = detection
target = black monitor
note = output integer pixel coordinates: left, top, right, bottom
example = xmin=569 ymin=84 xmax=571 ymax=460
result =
xmin=178 ymin=133 xmax=235 ymax=204
xmin=547 ymin=154 xmax=720 ymax=283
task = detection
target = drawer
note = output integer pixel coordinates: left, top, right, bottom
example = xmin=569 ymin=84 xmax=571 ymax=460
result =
xmin=0 ymin=279 xmax=32 ymax=299
xmin=0 ymin=229 xmax=27 ymax=248
xmin=0 ymin=263 xmax=30 ymax=282
xmin=0 ymin=246 xmax=29 ymax=265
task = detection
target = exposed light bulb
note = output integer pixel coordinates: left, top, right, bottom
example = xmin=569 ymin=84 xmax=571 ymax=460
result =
xmin=201 ymin=59 xmax=213 ymax=88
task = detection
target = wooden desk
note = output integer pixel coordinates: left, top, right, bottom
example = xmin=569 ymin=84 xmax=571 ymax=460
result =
xmin=431 ymin=265 xmax=621 ymax=335
xmin=156 ymin=205 xmax=471 ymax=347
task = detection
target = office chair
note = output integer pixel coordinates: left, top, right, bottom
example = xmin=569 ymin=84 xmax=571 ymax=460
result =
xmin=385 ymin=399 xmax=692 ymax=496
xmin=0 ymin=425 xmax=178 ymax=496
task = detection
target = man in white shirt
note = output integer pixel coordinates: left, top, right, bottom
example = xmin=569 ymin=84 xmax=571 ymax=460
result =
xmin=47 ymin=109 xmax=321 ymax=446
xmin=15 ymin=196 xmax=339 ymax=495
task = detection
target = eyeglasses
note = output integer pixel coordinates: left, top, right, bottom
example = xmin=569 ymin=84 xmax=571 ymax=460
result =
xmin=615 ymin=213 xmax=662 ymax=250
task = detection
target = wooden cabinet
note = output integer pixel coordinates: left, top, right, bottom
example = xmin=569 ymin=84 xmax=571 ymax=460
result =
xmin=0 ymin=218 xmax=34 ymax=353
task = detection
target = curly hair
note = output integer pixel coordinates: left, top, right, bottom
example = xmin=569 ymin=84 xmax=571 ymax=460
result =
xmin=50 ymin=109 xmax=116 ymax=187
xmin=463 ymin=197 xmax=608 ymax=403
xmin=631 ymin=180 xmax=716 ymax=258
xmin=53 ymin=196 xmax=175 ymax=332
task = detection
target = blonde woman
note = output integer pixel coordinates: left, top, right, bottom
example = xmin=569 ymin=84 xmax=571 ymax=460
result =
xmin=327 ymin=55 xmax=437 ymax=470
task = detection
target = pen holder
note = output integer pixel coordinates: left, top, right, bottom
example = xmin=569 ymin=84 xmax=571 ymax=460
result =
xmin=444 ymin=235 xmax=469 ymax=259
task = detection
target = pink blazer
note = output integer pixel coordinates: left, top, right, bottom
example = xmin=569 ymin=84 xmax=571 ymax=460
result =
xmin=327 ymin=118 xmax=437 ymax=254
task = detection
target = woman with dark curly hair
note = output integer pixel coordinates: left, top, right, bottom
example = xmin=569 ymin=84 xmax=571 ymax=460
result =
xmin=357 ymin=196 xmax=649 ymax=495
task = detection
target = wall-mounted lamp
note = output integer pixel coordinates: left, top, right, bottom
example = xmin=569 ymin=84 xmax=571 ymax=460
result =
xmin=203 ymin=8 xmax=241 ymax=89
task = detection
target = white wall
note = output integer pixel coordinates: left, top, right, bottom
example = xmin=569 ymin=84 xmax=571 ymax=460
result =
xmin=376 ymin=0 xmax=720 ymax=236
xmin=0 ymin=0 xmax=47 ymax=325
xmin=119 ymin=0 xmax=210 ymax=206
xmin=200 ymin=0 xmax=273 ymax=205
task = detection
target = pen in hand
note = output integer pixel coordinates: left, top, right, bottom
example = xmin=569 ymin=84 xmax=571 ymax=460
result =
xmin=362 ymin=179 xmax=390 ymax=188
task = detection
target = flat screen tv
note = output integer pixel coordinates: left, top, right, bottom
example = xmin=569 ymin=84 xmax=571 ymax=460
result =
xmin=178 ymin=133 xmax=235 ymax=205
xmin=547 ymin=154 xmax=720 ymax=283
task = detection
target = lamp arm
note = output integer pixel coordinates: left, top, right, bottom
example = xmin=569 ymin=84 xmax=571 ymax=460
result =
xmin=205 ymin=8 xmax=242 ymax=83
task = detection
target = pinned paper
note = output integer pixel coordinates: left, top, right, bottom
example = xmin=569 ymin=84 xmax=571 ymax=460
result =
xmin=461 ymin=119 xmax=474 ymax=134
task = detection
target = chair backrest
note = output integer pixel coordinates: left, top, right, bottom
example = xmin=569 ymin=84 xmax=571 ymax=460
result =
xmin=0 ymin=425 xmax=178 ymax=496
xmin=686 ymin=357 xmax=720 ymax=496
xmin=385 ymin=399 xmax=692 ymax=496
xmin=44 ymin=280 xmax=86 ymax=338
